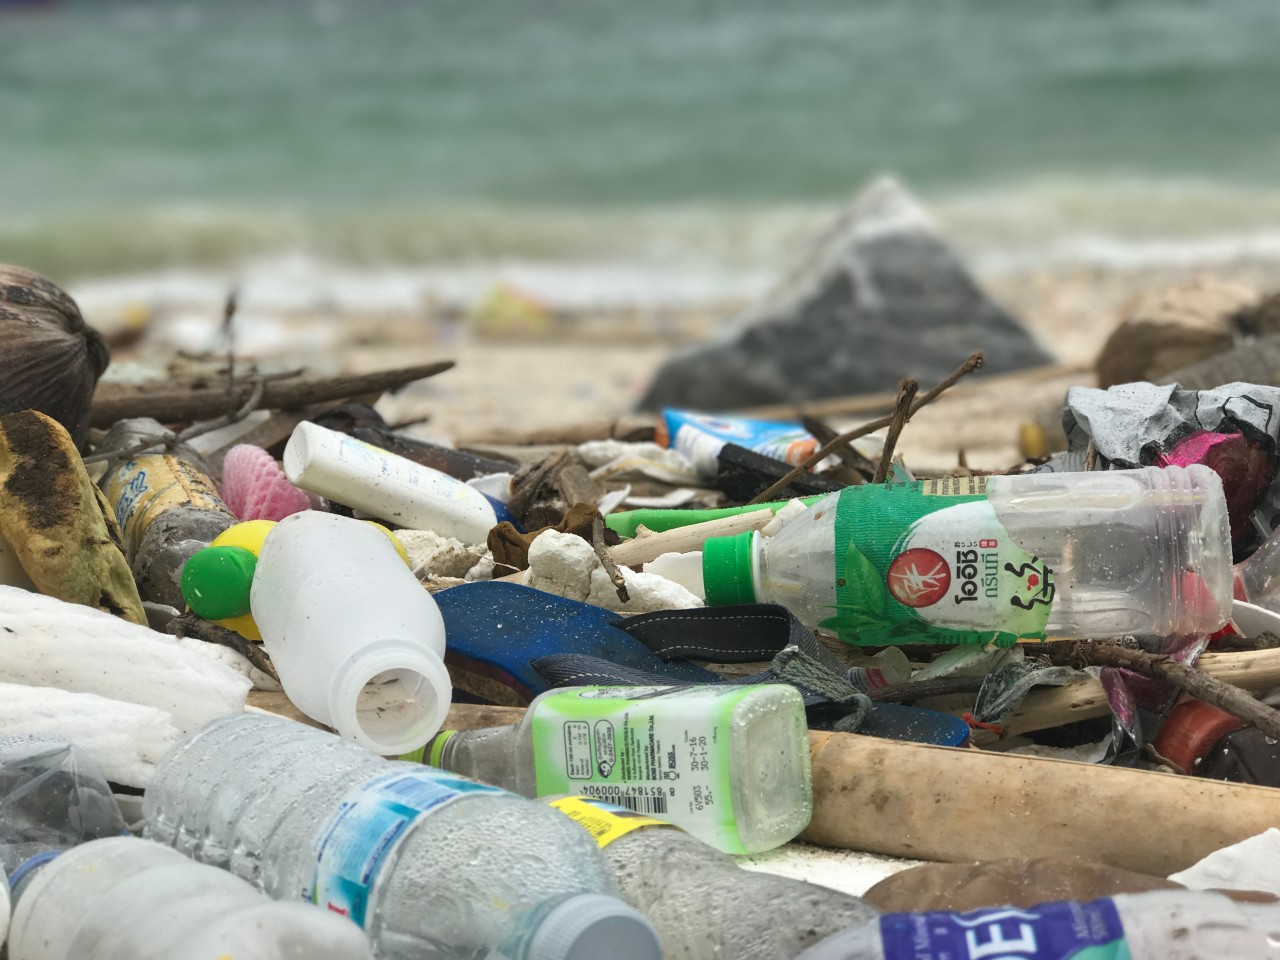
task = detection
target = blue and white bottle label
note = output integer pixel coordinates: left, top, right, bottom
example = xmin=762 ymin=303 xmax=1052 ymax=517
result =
xmin=308 ymin=768 xmax=502 ymax=927
xmin=880 ymin=899 xmax=1129 ymax=960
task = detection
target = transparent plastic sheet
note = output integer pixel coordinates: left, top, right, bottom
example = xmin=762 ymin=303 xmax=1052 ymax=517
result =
xmin=0 ymin=735 xmax=127 ymax=876
xmin=970 ymin=654 xmax=1083 ymax=725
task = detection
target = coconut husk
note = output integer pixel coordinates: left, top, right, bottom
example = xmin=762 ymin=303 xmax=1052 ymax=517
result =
xmin=0 ymin=265 xmax=109 ymax=450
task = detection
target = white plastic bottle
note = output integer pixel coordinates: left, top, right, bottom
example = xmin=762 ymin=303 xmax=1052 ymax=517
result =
xmin=701 ymin=465 xmax=1232 ymax=646
xmin=7 ymin=835 xmax=375 ymax=960
xmin=142 ymin=713 xmax=661 ymax=960
xmin=423 ymin=684 xmax=812 ymax=855
xmin=284 ymin=421 xmax=507 ymax=544
xmin=793 ymin=890 xmax=1280 ymax=959
xmin=249 ymin=510 xmax=453 ymax=755
xmin=546 ymin=794 xmax=878 ymax=959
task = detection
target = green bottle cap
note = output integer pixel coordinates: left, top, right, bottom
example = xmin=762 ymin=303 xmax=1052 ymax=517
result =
xmin=180 ymin=546 xmax=257 ymax=620
xmin=701 ymin=531 xmax=757 ymax=606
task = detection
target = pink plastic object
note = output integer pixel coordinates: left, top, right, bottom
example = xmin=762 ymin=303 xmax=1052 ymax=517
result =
xmin=1156 ymin=430 xmax=1274 ymax=549
xmin=220 ymin=444 xmax=312 ymax=522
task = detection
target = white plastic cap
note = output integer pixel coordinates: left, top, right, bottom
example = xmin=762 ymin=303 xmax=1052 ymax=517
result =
xmin=524 ymin=893 xmax=662 ymax=960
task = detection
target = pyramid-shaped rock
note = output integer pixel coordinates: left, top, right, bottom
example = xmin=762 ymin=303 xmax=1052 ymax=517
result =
xmin=638 ymin=177 xmax=1054 ymax=411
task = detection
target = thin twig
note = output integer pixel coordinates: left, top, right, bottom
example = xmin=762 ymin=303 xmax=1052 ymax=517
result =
xmin=223 ymin=288 xmax=239 ymax=415
xmin=748 ymin=352 xmax=984 ymax=504
xmin=592 ymin=511 xmax=629 ymax=603
xmin=1085 ymin=439 xmax=1098 ymax=471
xmin=169 ymin=613 xmax=280 ymax=683
xmin=1065 ymin=640 xmax=1280 ymax=741
xmin=872 ymin=379 xmax=918 ymax=484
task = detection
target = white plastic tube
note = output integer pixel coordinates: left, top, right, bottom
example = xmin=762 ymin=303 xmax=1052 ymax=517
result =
xmin=284 ymin=421 xmax=499 ymax=544
xmin=251 ymin=511 xmax=452 ymax=755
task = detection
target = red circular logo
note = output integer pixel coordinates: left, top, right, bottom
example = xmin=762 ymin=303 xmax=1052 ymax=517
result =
xmin=887 ymin=548 xmax=951 ymax=608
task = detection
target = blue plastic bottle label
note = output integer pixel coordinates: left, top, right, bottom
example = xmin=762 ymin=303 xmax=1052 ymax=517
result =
xmin=308 ymin=768 xmax=502 ymax=927
xmin=879 ymin=899 xmax=1130 ymax=960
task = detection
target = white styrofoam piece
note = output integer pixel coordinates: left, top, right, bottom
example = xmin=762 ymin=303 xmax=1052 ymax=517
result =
xmin=1168 ymin=828 xmax=1280 ymax=895
xmin=526 ymin=530 xmax=702 ymax=612
xmin=0 ymin=586 xmax=250 ymax=734
xmin=737 ymin=841 xmax=922 ymax=897
xmin=0 ymin=681 xmax=179 ymax=788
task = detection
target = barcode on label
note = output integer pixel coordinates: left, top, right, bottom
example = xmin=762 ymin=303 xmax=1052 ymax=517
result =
xmin=607 ymin=793 xmax=668 ymax=815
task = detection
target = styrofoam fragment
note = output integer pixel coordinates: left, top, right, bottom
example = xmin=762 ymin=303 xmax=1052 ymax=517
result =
xmin=578 ymin=440 xmax=701 ymax=485
xmin=0 ymin=681 xmax=179 ymax=788
xmin=465 ymin=554 xmax=495 ymax=582
xmin=587 ymin=566 xmax=703 ymax=614
xmin=192 ymin=642 xmax=282 ymax=692
xmin=0 ymin=586 xmax=250 ymax=734
xmin=526 ymin=531 xmax=701 ymax=612
xmin=1169 ymin=828 xmax=1280 ymax=894
xmin=395 ymin=529 xmax=487 ymax=580
xmin=525 ymin=531 xmax=596 ymax=602
xmin=762 ymin=499 xmax=810 ymax=537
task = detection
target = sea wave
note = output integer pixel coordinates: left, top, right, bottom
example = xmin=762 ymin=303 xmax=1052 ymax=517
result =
xmin=23 ymin=177 xmax=1280 ymax=319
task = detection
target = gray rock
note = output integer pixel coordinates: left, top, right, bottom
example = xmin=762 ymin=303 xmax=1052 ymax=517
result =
xmin=637 ymin=177 xmax=1054 ymax=411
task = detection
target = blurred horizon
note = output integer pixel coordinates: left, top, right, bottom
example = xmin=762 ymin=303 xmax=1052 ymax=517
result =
xmin=2 ymin=0 xmax=1279 ymax=288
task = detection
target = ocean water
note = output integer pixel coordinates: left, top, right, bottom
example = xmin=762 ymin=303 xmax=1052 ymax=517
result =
xmin=1 ymin=0 xmax=1279 ymax=303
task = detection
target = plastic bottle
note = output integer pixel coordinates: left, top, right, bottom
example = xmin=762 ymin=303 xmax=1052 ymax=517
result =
xmin=98 ymin=417 xmax=238 ymax=607
xmin=546 ymin=794 xmax=878 ymax=960
xmin=7 ymin=835 xmax=376 ymax=960
xmin=793 ymin=890 xmax=1280 ymax=960
xmin=181 ymin=511 xmax=452 ymax=755
xmin=0 ymin=734 xmax=128 ymax=876
xmin=701 ymin=466 xmax=1233 ymax=647
xmin=422 ymin=683 xmax=812 ymax=855
xmin=142 ymin=713 xmax=661 ymax=960
xmin=283 ymin=420 xmax=514 ymax=544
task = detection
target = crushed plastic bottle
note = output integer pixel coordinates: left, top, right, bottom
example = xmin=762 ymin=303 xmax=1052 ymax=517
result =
xmin=793 ymin=890 xmax=1280 ymax=959
xmin=7 ymin=835 xmax=377 ymax=960
xmin=143 ymin=713 xmax=661 ymax=960
xmin=547 ymin=794 xmax=879 ymax=959
xmin=97 ymin=417 xmax=238 ymax=607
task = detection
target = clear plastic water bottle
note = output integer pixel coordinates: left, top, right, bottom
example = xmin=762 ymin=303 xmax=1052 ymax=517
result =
xmin=7 ymin=835 xmax=376 ymax=960
xmin=545 ymin=794 xmax=878 ymax=959
xmin=142 ymin=713 xmax=661 ymax=960
xmin=424 ymin=684 xmax=812 ymax=855
xmin=0 ymin=735 xmax=128 ymax=875
xmin=702 ymin=465 xmax=1232 ymax=646
xmin=793 ymin=890 xmax=1280 ymax=959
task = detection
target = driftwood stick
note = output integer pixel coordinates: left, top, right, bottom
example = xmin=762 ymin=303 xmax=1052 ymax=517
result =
xmin=1066 ymin=640 xmax=1280 ymax=742
xmin=866 ymin=674 xmax=986 ymax=703
xmin=748 ymin=353 xmax=984 ymax=504
xmin=90 ymin=360 xmax=455 ymax=427
xmin=169 ymin=613 xmax=280 ymax=683
xmin=871 ymin=379 xmax=918 ymax=484
xmin=592 ymin=512 xmax=629 ymax=603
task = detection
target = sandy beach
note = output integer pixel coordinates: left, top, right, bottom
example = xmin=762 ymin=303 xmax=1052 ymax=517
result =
xmin=96 ymin=254 xmax=1280 ymax=475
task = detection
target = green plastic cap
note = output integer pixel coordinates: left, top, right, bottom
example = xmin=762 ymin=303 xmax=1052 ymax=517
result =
xmin=701 ymin=531 xmax=757 ymax=606
xmin=180 ymin=546 xmax=257 ymax=620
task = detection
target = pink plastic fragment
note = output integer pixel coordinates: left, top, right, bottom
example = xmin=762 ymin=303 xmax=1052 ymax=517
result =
xmin=220 ymin=444 xmax=313 ymax=522
xmin=1156 ymin=430 xmax=1275 ymax=549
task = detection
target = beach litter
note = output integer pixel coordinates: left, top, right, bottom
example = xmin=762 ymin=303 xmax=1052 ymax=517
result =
xmin=3 ymin=261 xmax=1280 ymax=957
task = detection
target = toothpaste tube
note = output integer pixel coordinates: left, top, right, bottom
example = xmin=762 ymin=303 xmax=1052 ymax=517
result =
xmin=660 ymin=409 xmax=826 ymax=478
